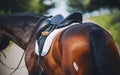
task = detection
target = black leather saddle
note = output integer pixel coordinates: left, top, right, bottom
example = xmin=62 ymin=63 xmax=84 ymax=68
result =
xmin=37 ymin=12 xmax=82 ymax=57
xmin=37 ymin=12 xmax=82 ymax=37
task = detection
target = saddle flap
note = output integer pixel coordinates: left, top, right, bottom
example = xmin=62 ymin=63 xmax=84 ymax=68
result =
xmin=51 ymin=14 xmax=64 ymax=25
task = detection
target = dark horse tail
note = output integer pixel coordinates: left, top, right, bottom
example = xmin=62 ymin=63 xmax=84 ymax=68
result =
xmin=90 ymin=29 xmax=110 ymax=75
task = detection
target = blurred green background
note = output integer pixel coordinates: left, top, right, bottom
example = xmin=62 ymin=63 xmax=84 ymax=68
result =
xmin=0 ymin=0 xmax=120 ymax=48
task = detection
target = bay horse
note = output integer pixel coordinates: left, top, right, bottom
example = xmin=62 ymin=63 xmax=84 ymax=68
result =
xmin=0 ymin=13 xmax=120 ymax=75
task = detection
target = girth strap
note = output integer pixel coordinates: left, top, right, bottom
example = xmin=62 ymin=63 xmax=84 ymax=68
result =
xmin=37 ymin=36 xmax=47 ymax=75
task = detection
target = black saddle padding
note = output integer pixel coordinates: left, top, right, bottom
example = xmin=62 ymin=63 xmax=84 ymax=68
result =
xmin=58 ymin=12 xmax=82 ymax=28
xmin=50 ymin=14 xmax=64 ymax=25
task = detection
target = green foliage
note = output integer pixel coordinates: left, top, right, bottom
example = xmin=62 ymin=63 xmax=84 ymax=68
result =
xmin=28 ymin=0 xmax=40 ymax=13
xmin=86 ymin=0 xmax=120 ymax=12
xmin=0 ymin=0 xmax=55 ymax=14
xmin=111 ymin=12 xmax=120 ymax=24
xmin=90 ymin=14 xmax=112 ymax=29
xmin=90 ymin=12 xmax=120 ymax=47
xmin=67 ymin=0 xmax=120 ymax=13
xmin=67 ymin=0 xmax=84 ymax=12
xmin=38 ymin=0 xmax=55 ymax=13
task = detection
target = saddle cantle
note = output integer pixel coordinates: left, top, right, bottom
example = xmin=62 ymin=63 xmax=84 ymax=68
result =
xmin=58 ymin=12 xmax=82 ymax=28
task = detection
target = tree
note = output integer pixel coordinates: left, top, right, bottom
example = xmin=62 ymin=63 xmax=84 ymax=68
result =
xmin=67 ymin=0 xmax=120 ymax=13
xmin=0 ymin=0 xmax=55 ymax=14
xmin=86 ymin=0 xmax=120 ymax=12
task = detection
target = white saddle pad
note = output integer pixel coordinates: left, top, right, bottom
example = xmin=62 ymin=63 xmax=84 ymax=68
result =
xmin=35 ymin=23 xmax=80 ymax=56
xmin=35 ymin=26 xmax=69 ymax=56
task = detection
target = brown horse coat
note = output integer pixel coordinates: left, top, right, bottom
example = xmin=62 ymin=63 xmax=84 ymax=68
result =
xmin=25 ymin=23 xmax=120 ymax=75
xmin=0 ymin=13 xmax=120 ymax=75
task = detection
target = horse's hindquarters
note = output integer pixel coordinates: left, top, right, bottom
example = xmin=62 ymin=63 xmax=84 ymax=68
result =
xmin=60 ymin=24 xmax=120 ymax=75
xmin=60 ymin=25 xmax=92 ymax=75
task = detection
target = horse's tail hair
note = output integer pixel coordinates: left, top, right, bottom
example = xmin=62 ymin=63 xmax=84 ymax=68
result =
xmin=90 ymin=29 xmax=110 ymax=75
